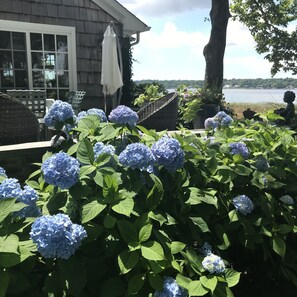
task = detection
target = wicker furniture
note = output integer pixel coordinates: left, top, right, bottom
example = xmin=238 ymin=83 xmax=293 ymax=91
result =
xmin=137 ymin=92 xmax=179 ymax=131
xmin=0 ymin=92 xmax=40 ymax=145
xmin=67 ymin=91 xmax=86 ymax=114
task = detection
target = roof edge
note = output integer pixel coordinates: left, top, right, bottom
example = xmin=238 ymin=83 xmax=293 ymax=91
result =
xmin=92 ymin=0 xmax=151 ymax=36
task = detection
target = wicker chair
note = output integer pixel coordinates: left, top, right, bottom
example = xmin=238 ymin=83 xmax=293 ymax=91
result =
xmin=0 ymin=92 xmax=40 ymax=145
xmin=137 ymin=92 xmax=179 ymax=131
xmin=67 ymin=91 xmax=86 ymax=114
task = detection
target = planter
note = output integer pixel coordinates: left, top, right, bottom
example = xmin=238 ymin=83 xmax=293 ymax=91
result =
xmin=192 ymin=104 xmax=220 ymax=128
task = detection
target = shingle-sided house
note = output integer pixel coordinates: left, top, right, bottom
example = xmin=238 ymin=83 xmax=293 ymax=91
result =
xmin=0 ymin=0 xmax=150 ymax=110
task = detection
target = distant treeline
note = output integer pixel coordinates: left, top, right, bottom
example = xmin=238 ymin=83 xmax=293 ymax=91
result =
xmin=134 ymin=78 xmax=297 ymax=89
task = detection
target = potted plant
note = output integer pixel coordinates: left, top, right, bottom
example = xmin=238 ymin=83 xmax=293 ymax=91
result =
xmin=180 ymin=86 xmax=225 ymax=128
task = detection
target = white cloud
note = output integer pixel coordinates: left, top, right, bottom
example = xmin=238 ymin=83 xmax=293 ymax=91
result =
xmin=118 ymin=0 xmax=210 ymax=17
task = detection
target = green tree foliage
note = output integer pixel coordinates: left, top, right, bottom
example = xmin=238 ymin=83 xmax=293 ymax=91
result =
xmin=231 ymin=0 xmax=297 ymax=76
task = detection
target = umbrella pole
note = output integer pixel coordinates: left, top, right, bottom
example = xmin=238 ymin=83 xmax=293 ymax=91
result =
xmin=104 ymin=93 xmax=107 ymax=113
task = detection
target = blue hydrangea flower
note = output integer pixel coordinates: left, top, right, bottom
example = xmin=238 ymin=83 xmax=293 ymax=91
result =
xmin=279 ymin=195 xmax=294 ymax=205
xmin=152 ymin=137 xmax=185 ymax=172
xmin=14 ymin=185 xmax=40 ymax=218
xmin=44 ymin=100 xmax=75 ymax=127
xmin=255 ymin=156 xmax=269 ymax=172
xmin=42 ymin=152 xmax=80 ymax=189
xmin=229 ymin=142 xmax=249 ymax=159
xmin=202 ymin=253 xmax=225 ymax=274
xmin=204 ymin=117 xmax=218 ymax=130
xmin=119 ymin=143 xmax=155 ymax=171
xmin=0 ymin=178 xmax=22 ymax=199
xmin=108 ymin=105 xmax=139 ymax=127
xmin=213 ymin=111 xmax=234 ymax=127
xmin=30 ymin=213 xmax=87 ymax=259
xmin=232 ymin=195 xmax=254 ymax=215
xmin=220 ymin=115 xmax=233 ymax=126
xmin=154 ymin=277 xmax=188 ymax=297
xmin=93 ymin=142 xmax=116 ymax=167
xmin=77 ymin=109 xmax=107 ymax=122
xmin=0 ymin=167 xmax=7 ymax=178
xmin=215 ymin=111 xmax=229 ymax=121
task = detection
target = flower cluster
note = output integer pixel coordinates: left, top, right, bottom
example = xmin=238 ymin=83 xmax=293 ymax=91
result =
xmin=108 ymin=105 xmax=139 ymax=127
xmin=30 ymin=213 xmax=87 ymax=259
xmin=0 ymin=178 xmax=22 ymax=199
xmin=279 ymin=195 xmax=294 ymax=205
xmin=42 ymin=152 xmax=80 ymax=189
xmin=202 ymin=253 xmax=226 ymax=274
xmin=44 ymin=100 xmax=75 ymax=127
xmin=0 ymin=179 xmax=40 ymax=218
xmin=204 ymin=111 xmax=233 ymax=130
xmin=152 ymin=137 xmax=184 ymax=172
xmin=93 ymin=142 xmax=116 ymax=165
xmin=232 ymin=195 xmax=254 ymax=215
xmin=77 ymin=108 xmax=107 ymax=122
xmin=229 ymin=142 xmax=250 ymax=159
xmin=154 ymin=277 xmax=188 ymax=297
xmin=200 ymin=242 xmax=212 ymax=256
xmin=119 ymin=143 xmax=155 ymax=171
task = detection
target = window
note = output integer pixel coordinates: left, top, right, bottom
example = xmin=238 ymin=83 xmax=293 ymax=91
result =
xmin=0 ymin=20 xmax=77 ymax=100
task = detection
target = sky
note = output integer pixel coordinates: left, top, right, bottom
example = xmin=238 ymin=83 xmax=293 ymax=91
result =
xmin=117 ymin=0 xmax=296 ymax=81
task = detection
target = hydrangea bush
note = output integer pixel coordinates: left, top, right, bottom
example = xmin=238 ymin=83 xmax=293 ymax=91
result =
xmin=1 ymin=106 xmax=297 ymax=297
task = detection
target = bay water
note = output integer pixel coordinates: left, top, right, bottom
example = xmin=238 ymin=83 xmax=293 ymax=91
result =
xmin=223 ymin=88 xmax=297 ymax=104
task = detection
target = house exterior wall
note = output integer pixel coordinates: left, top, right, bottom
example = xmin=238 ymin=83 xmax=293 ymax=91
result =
xmin=0 ymin=0 xmax=124 ymax=110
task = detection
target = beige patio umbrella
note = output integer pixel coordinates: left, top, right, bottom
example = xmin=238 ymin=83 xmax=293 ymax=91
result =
xmin=101 ymin=23 xmax=123 ymax=112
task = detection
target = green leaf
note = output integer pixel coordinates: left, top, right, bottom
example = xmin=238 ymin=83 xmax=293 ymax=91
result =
xmin=171 ymin=260 xmax=182 ymax=272
xmin=94 ymin=171 xmax=104 ymax=187
xmin=148 ymin=273 xmax=163 ymax=291
xmin=0 ymin=198 xmax=16 ymax=223
xmin=0 ymin=235 xmax=19 ymax=254
xmin=139 ymin=224 xmax=153 ymax=243
xmin=233 ymin=164 xmax=253 ymax=176
xmin=112 ymin=197 xmax=134 ymax=217
xmin=80 ymin=165 xmax=96 ymax=177
xmin=81 ymin=200 xmax=106 ymax=223
xmin=99 ymin=277 xmax=126 ymax=297
xmin=273 ymin=224 xmax=293 ymax=235
xmin=190 ymin=217 xmax=210 ymax=233
xmin=103 ymin=214 xmax=117 ymax=229
xmin=225 ymin=269 xmax=241 ymax=288
xmin=118 ymin=250 xmax=139 ymax=274
xmin=77 ymin=138 xmax=94 ymax=165
xmin=272 ymin=236 xmax=286 ymax=258
xmin=141 ymin=241 xmax=165 ymax=260
xmin=176 ymin=274 xmax=192 ymax=289
xmin=200 ymin=275 xmax=218 ymax=293
xmin=187 ymin=280 xmax=208 ymax=296
xmin=46 ymin=191 xmax=68 ymax=213
xmin=0 ymin=270 xmax=9 ymax=297
xmin=147 ymin=175 xmax=164 ymax=210
xmin=170 ymin=241 xmax=186 ymax=254
xmin=128 ymin=273 xmax=146 ymax=294
xmin=59 ymin=255 xmax=87 ymax=296
xmin=117 ymin=220 xmax=138 ymax=243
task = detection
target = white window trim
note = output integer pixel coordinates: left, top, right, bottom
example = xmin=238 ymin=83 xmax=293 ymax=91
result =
xmin=0 ymin=20 xmax=77 ymax=91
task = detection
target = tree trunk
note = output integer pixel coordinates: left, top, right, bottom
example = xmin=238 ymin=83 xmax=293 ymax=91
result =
xmin=203 ymin=0 xmax=231 ymax=93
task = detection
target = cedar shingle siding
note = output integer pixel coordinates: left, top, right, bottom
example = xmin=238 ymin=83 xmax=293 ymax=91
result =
xmin=0 ymin=0 xmax=124 ymax=110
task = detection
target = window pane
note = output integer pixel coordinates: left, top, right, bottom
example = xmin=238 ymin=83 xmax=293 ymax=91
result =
xmin=58 ymin=71 xmax=69 ymax=87
xmin=46 ymin=89 xmax=57 ymax=99
xmin=44 ymin=34 xmax=55 ymax=51
xmin=32 ymin=52 xmax=43 ymax=69
xmin=44 ymin=53 xmax=55 ymax=69
xmin=57 ymin=35 xmax=68 ymax=52
xmin=32 ymin=70 xmax=45 ymax=87
xmin=12 ymin=32 xmax=26 ymax=50
xmin=57 ymin=53 xmax=68 ymax=71
xmin=0 ymin=51 xmax=12 ymax=68
xmin=14 ymin=51 xmax=27 ymax=69
xmin=30 ymin=33 xmax=42 ymax=50
xmin=15 ymin=70 xmax=28 ymax=88
xmin=59 ymin=89 xmax=69 ymax=101
xmin=45 ymin=70 xmax=56 ymax=87
xmin=0 ymin=31 xmax=11 ymax=49
xmin=1 ymin=69 xmax=14 ymax=87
